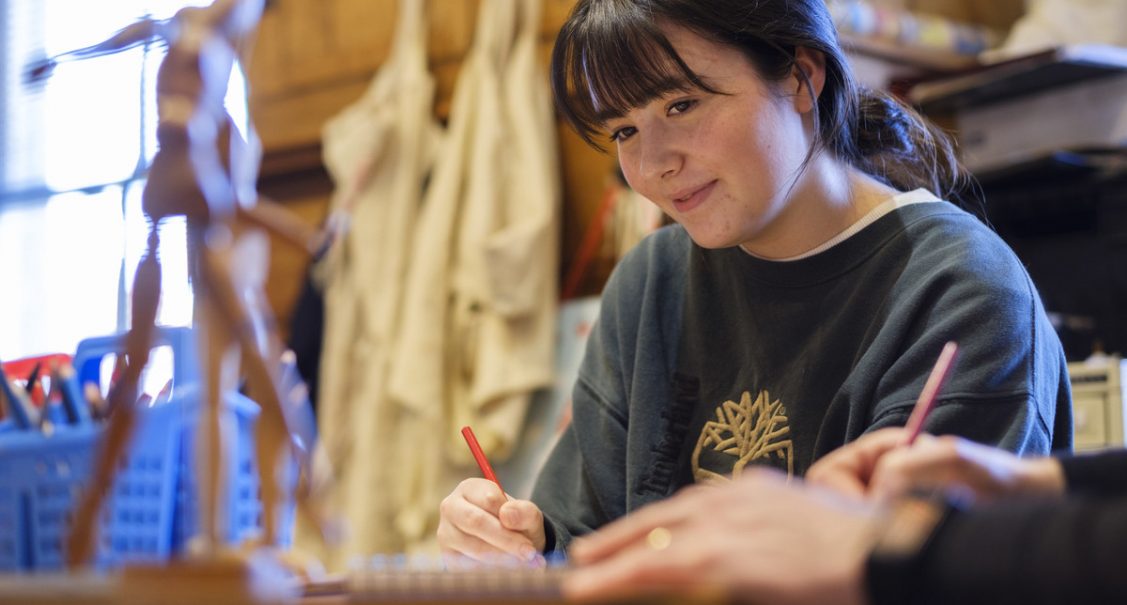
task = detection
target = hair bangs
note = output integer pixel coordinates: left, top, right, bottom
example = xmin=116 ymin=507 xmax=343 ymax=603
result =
xmin=551 ymin=5 xmax=714 ymax=150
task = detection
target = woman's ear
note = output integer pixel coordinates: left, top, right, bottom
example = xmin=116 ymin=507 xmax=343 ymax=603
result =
xmin=791 ymin=47 xmax=826 ymax=114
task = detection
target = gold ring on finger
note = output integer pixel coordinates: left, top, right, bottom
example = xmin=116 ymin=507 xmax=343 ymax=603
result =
xmin=646 ymin=527 xmax=672 ymax=551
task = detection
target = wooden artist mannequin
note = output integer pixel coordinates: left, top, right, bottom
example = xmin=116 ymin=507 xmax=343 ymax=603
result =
xmin=27 ymin=0 xmax=328 ymax=593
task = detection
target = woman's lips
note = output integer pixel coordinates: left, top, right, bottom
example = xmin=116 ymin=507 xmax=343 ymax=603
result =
xmin=671 ymin=181 xmax=717 ymax=213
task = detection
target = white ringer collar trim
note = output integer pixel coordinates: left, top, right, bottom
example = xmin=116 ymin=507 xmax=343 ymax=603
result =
xmin=744 ymin=188 xmax=941 ymax=262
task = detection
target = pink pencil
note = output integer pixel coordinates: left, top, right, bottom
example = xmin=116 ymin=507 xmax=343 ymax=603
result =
xmin=901 ymin=341 xmax=960 ymax=446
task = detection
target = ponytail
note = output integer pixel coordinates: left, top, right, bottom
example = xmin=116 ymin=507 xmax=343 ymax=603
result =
xmin=848 ymin=89 xmax=973 ymax=210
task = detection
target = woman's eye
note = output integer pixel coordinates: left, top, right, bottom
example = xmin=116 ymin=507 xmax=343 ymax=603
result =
xmin=667 ymin=99 xmax=696 ymax=116
xmin=609 ymin=126 xmax=637 ymax=142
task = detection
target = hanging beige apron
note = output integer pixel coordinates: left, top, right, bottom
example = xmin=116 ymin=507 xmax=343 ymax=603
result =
xmin=387 ymin=0 xmax=559 ymax=550
xmin=314 ymin=0 xmax=441 ymax=567
xmin=457 ymin=0 xmax=560 ymax=457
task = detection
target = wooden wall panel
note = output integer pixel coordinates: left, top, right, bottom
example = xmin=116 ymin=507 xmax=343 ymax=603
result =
xmin=250 ymin=0 xmax=481 ymax=151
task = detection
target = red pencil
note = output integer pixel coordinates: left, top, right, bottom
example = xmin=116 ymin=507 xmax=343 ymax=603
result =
xmin=461 ymin=425 xmax=504 ymax=492
xmin=901 ymin=341 xmax=960 ymax=446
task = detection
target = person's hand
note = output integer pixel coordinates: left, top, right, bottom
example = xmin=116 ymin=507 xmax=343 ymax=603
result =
xmin=865 ymin=435 xmax=1066 ymax=503
xmin=564 ymin=469 xmax=881 ymax=605
xmin=805 ymin=428 xmax=908 ymax=499
xmin=436 ymin=478 xmax=546 ymax=566
xmin=807 ymin=428 xmax=1066 ymax=503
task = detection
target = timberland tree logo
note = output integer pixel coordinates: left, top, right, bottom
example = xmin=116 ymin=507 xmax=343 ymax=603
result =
xmin=692 ymin=390 xmax=793 ymax=483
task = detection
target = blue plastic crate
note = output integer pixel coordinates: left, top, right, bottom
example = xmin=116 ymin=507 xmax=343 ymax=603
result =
xmin=168 ymin=385 xmax=296 ymax=553
xmin=0 ymin=400 xmax=179 ymax=570
xmin=0 ymin=327 xmax=293 ymax=571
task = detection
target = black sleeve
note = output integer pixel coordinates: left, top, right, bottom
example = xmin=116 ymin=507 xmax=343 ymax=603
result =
xmin=880 ymin=497 xmax=1127 ymax=605
xmin=1058 ymin=450 xmax=1127 ymax=498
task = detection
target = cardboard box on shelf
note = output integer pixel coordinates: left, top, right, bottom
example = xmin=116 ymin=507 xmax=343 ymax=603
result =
xmin=1070 ymin=357 xmax=1127 ymax=451
xmin=909 ymin=45 xmax=1127 ymax=173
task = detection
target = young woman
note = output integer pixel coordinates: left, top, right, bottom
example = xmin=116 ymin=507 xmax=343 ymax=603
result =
xmin=437 ymin=0 xmax=1072 ymax=563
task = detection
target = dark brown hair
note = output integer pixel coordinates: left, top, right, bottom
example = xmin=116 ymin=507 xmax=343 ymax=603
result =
xmin=551 ymin=0 xmax=979 ymax=212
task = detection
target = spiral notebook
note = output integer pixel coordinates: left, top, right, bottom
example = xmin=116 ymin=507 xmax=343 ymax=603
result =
xmin=301 ymin=555 xmax=569 ymax=603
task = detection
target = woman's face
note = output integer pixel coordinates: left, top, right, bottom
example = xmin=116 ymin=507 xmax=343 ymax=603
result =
xmin=604 ymin=26 xmax=818 ymax=252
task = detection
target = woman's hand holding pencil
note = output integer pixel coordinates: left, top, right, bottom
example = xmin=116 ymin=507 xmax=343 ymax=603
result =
xmin=808 ymin=426 xmax=1066 ymax=503
xmin=806 ymin=342 xmax=958 ymax=499
xmin=807 ymin=342 xmax=1066 ymax=502
xmin=436 ymin=427 xmax=548 ymax=567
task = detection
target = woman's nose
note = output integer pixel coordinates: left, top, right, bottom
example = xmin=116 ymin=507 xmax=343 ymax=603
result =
xmin=637 ymin=129 xmax=680 ymax=182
